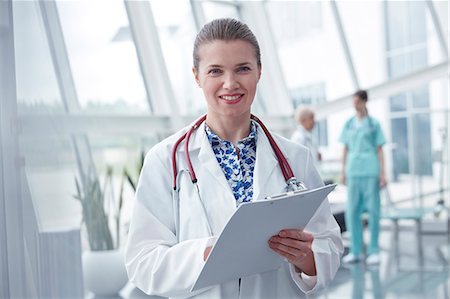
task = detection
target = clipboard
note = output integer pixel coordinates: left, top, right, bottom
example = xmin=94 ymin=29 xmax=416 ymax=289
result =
xmin=191 ymin=183 xmax=337 ymax=291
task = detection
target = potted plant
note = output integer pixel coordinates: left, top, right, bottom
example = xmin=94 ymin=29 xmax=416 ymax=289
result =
xmin=74 ymin=152 xmax=145 ymax=296
xmin=74 ymin=166 xmax=127 ymax=297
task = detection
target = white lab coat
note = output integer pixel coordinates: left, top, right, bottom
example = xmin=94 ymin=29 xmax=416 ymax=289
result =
xmin=291 ymin=126 xmax=320 ymax=167
xmin=125 ymin=121 xmax=343 ymax=299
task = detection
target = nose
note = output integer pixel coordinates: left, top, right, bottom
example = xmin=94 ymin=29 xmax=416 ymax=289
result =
xmin=223 ymin=73 xmax=239 ymax=90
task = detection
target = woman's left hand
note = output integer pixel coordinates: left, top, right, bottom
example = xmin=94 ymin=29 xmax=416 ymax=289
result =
xmin=268 ymin=229 xmax=316 ymax=276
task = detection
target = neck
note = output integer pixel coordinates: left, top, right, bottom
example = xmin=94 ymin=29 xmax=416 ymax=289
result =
xmin=357 ymin=109 xmax=368 ymax=119
xmin=205 ymin=113 xmax=252 ymax=144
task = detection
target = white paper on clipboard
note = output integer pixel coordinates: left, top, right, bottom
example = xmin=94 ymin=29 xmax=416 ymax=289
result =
xmin=191 ymin=183 xmax=337 ymax=292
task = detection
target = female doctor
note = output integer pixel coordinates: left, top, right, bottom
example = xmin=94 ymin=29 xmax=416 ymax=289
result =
xmin=125 ymin=18 xmax=343 ymax=298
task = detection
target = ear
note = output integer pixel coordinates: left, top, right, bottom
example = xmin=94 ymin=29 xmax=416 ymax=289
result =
xmin=258 ymin=63 xmax=262 ymax=81
xmin=192 ymin=67 xmax=201 ymax=87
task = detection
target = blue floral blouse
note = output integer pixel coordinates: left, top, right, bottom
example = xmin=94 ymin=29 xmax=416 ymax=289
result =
xmin=205 ymin=122 xmax=257 ymax=206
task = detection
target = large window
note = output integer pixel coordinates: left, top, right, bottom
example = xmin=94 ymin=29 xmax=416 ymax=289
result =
xmin=14 ymin=1 xmax=63 ymax=114
xmin=202 ymin=1 xmax=240 ymax=21
xmin=57 ymin=0 xmax=149 ymax=113
xmin=338 ymin=1 xmax=387 ymax=88
xmin=386 ymin=1 xmax=431 ymax=178
xmin=265 ymin=1 xmax=354 ymax=100
xmin=150 ymin=0 xmax=204 ymax=115
xmin=385 ymin=1 xmax=448 ymax=203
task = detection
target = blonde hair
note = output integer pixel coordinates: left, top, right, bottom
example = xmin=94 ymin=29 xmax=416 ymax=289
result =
xmin=193 ymin=18 xmax=261 ymax=71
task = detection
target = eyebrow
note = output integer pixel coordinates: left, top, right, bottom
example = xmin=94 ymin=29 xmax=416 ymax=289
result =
xmin=206 ymin=62 xmax=252 ymax=68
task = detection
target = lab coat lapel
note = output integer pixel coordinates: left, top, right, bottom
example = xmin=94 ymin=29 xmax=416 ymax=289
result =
xmin=194 ymin=124 xmax=237 ymax=232
xmin=253 ymin=126 xmax=282 ymax=201
xmin=196 ymin=128 xmax=231 ymax=193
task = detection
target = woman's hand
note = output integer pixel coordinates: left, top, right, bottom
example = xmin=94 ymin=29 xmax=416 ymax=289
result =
xmin=268 ymin=229 xmax=316 ymax=276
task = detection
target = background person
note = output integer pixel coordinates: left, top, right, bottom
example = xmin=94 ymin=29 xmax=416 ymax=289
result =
xmin=125 ymin=18 xmax=343 ymax=298
xmin=291 ymin=107 xmax=322 ymax=166
xmin=340 ymin=90 xmax=386 ymax=265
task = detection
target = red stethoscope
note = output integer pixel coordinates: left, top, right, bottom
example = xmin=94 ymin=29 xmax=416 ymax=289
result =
xmin=171 ymin=114 xmax=306 ymax=192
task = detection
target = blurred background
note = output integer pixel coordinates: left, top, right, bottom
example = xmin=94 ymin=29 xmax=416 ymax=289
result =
xmin=1 ymin=0 xmax=448 ymax=298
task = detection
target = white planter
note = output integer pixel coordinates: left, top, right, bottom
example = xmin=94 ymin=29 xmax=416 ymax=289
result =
xmin=82 ymin=249 xmax=128 ymax=297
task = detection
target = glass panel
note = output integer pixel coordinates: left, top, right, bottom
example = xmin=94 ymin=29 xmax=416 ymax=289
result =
xmin=412 ymin=113 xmax=433 ymax=176
xmin=385 ymin=1 xmax=430 ymax=79
xmin=386 ymin=1 xmax=409 ymax=50
xmin=389 ymin=93 xmax=407 ymax=112
xmin=265 ymin=1 xmax=322 ymax=44
xmin=57 ymin=0 xmax=148 ymax=113
xmin=411 ymin=86 xmax=429 ymax=108
xmin=13 ymin=1 xmax=79 ymax=229
xmin=12 ymin=2 xmax=86 ymax=295
xmin=410 ymin=47 xmax=428 ymax=70
xmin=19 ymin=136 xmax=81 ymax=230
xmin=391 ymin=117 xmax=409 ymax=179
xmin=338 ymin=1 xmax=387 ymax=88
xmin=89 ymin=135 xmax=159 ymax=240
xmin=13 ymin=1 xmax=64 ymax=114
xmin=429 ymin=77 xmax=449 ymax=110
xmin=427 ymin=110 xmax=449 ymax=200
xmin=265 ymin=1 xmax=353 ymax=100
xmin=202 ymin=2 xmax=240 ymax=21
xmin=387 ymin=47 xmax=427 ymax=78
xmin=150 ymin=0 xmax=205 ymax=115
xmin=408 ymin=2 xmax=427 ymax=45
xmin=432 ymin=0 xmax=448 ymax=45
xmin=387 ymin=54 xmax=407 ymax=78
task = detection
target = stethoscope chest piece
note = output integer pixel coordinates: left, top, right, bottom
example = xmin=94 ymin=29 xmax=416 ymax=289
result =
xmin=286 ymin=177 xmax=308 ymax=192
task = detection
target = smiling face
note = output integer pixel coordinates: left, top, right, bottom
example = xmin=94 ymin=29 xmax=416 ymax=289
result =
xmin=193 ymin=39 xmax=261 ymax=122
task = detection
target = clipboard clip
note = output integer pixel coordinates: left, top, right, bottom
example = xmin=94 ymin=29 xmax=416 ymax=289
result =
xmin=265 ymin=178 xmax=308 ymax=200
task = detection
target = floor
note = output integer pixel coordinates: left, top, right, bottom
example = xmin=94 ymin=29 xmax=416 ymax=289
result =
xmin=311 ymin=222 xmax=450 ymax=299
xmin=117 ymin=222 xmax=450 ymax=299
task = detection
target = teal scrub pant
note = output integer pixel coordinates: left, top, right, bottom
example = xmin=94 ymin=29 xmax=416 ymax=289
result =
xmin=346 ymin=177 xmax=380 ymax=255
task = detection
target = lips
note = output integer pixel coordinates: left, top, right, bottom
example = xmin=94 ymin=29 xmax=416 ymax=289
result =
xmin=219 ymin=94 xmax=244 ymax=104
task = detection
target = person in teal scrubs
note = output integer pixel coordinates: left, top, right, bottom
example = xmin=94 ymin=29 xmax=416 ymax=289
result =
xmin=340 ymin=90 xmax=386 ymax=265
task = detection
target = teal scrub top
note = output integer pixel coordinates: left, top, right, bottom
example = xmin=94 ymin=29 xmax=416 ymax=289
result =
xmin=339 ymin=116 xmax=385 ymax=178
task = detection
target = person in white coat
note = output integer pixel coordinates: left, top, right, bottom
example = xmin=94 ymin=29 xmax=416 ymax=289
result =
xmin=291 ymin=107 xmax=322 ymax=166
xmin=125 ymin=18 xmax=343 ymax=298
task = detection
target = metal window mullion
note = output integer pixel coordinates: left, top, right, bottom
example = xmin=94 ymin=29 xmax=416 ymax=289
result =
xmin=314 ymin=61 xmax=448 ymax=120
xmin=329 ymin=0 xmax=360 ymax=90
xmin=40 ymin=0 xmax=97 ymax=186
xmin=39 ymin=0 xmax=80 ymax=113
xmin=239 ymin=1 xmax=293 ymax=115
xmin=405 ymin=94 xmax=418 ymax=206
xmin=425 ymin=0 xmax=449 ymax=59
xmin=190 ymin=0 xmax=207 ymax=31
xmin=0 ymin=1 xmax=31 ymax=297
xmin=124 ymin=1 xmax=178 ymax=116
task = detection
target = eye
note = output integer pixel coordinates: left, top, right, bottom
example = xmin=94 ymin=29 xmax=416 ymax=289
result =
xmin=237 ymin=66 xmax=251 ymax=73
xmin=208 ymin=68 xmax=222 ymax=76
